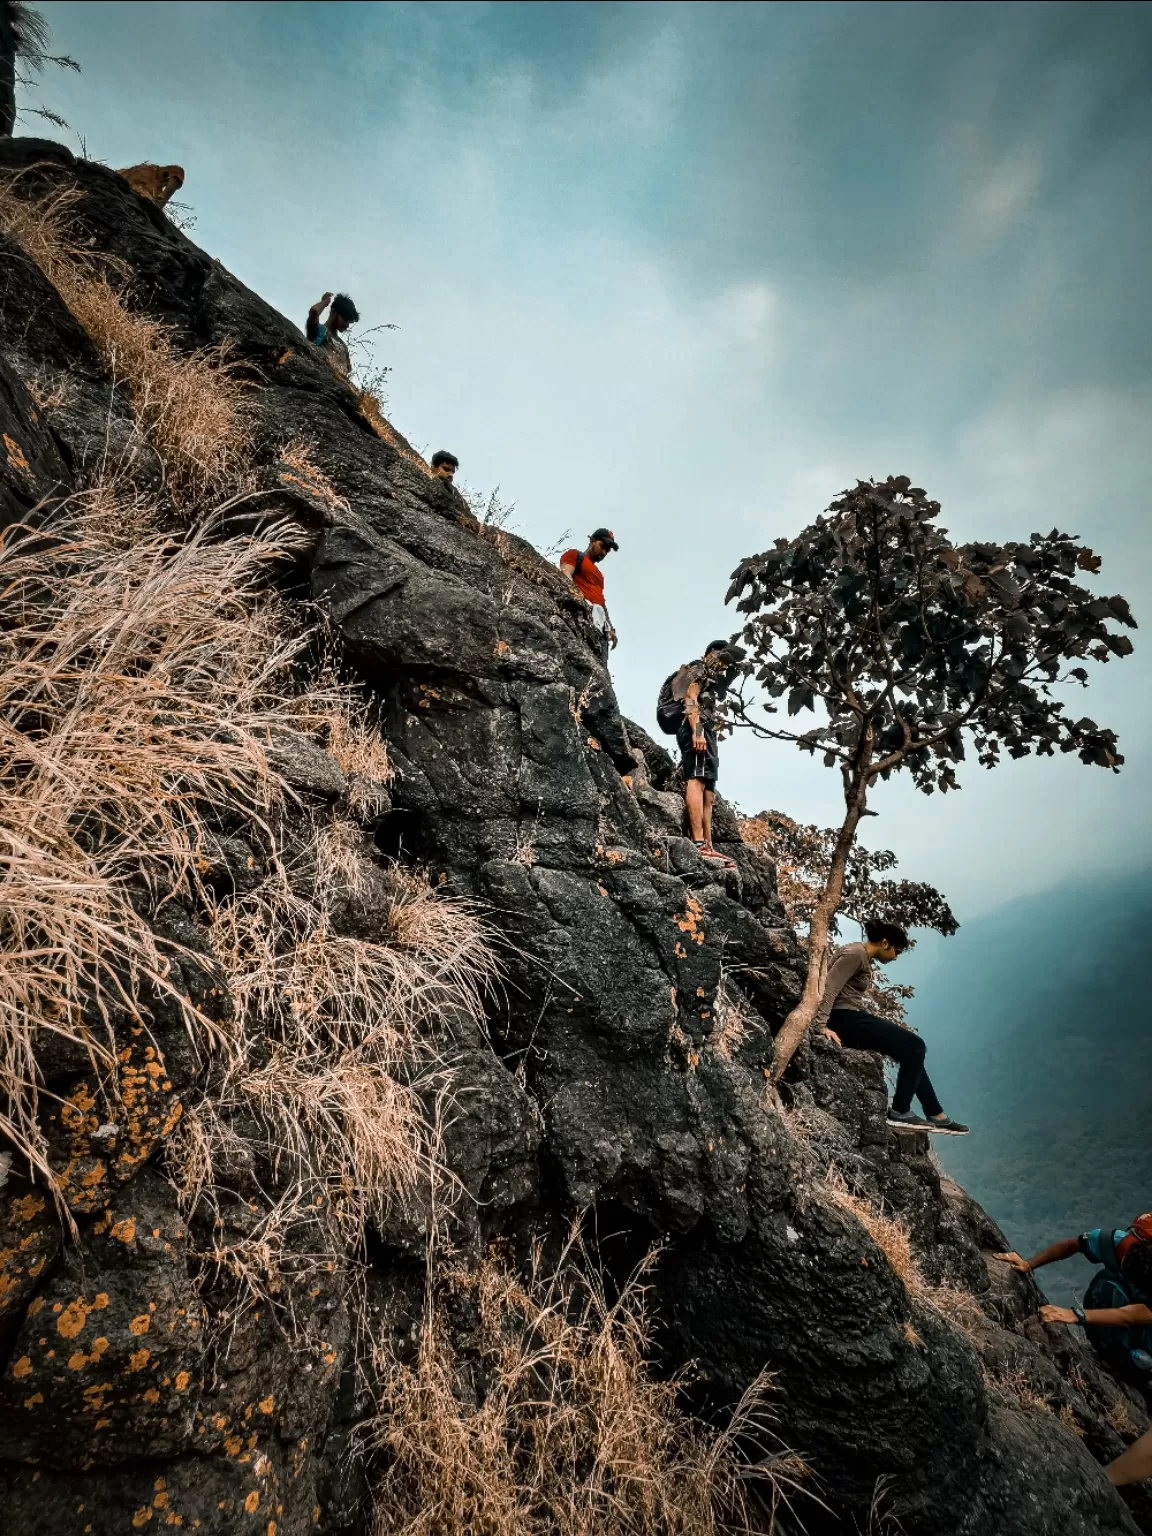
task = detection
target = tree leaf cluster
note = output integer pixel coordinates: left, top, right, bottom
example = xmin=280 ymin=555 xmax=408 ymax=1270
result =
xmin=739 ymin=809 xmax=958 ymax=938
xmin=726 ymin=476 xmax=1136 ymax=796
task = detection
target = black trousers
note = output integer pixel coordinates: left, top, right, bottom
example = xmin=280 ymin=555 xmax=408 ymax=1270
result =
xmin=829 ymin=1009 xmax=944 ymax=1117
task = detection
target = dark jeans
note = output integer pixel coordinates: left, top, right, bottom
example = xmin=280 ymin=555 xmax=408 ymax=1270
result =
xmin=829 ymin=1009 xmax=943 ymax=1117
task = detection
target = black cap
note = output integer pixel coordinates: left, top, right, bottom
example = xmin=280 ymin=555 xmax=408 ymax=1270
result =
xmin=589 ymin=528 xmax=619 ymax=550
xmin=704 ymin=639 xmax=748 ymax=666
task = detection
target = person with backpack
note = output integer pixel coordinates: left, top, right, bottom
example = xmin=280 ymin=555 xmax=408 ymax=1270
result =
xmin=816 ymin=920 xmax=970 ymax=1135
xmin=994 ymin=1216 xmax=1152 ymax=1396
xmin=560 ymin=530 xmax=618 ymax=661
xmin=656 ymin=641 xmax=746 ymax=870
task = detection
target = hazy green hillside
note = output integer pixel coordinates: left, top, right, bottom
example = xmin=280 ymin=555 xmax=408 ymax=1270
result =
xmin=903 ymin=871 xmax=1152 ymax=1306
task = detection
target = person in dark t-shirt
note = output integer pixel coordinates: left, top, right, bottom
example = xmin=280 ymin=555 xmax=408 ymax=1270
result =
xmin=306 ymin=292 xmax=359 ymax=377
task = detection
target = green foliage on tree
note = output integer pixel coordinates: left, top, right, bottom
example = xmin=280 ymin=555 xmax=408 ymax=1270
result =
xmin=727 ymin=476 xmax=1136 ymax=1078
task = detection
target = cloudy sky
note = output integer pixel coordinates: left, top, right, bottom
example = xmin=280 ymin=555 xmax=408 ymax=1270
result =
xmin=25 ymin=1 xmax=1152 ymax=921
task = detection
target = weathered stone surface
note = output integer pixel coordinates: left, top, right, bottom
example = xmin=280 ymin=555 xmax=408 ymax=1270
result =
xmin=0 ymin=135 xmax=1147 ymax=1536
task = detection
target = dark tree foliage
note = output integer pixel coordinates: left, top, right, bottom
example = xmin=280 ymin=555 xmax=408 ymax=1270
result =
xmin=727 ymin=476 xmax=1135 ymax=1078
xmin=1 ymin=2 xmax=79 ymax=138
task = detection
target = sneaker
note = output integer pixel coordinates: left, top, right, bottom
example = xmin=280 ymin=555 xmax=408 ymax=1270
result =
xmin=926 ymin=1115 xmax=969 ymax=1136
xmin=701 ymin=842 xmax=738 ymax=869
xmin=693 ymin=840 xmax=733 ymax=868
xmin=886 ymin=1109 xmax=930 ymax=1131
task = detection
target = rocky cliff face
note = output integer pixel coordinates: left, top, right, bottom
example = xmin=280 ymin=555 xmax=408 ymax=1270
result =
xmin=0 ymin=137 xmax=1148 ymax=1536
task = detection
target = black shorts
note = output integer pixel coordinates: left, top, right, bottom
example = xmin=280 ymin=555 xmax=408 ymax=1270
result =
xmin=677 ymin=719 xmax=718 ymax=789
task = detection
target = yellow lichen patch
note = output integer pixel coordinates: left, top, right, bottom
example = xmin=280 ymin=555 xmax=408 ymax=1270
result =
xmin=26 ymin=1295 xmax=45 ymax=1316
xmin=92 ymin=1293 xmax=109 ymax=1310
xmin=57 ymin=1297 xmax=92 ymax=1338
xmin=175 ymin=1370 xmax=191 ymax=1391
xmin=674 ymin=893 xmax=706 ymax=945
xmin=153 ymin=1490 xmax=169 ymax=1508
xmin=10 ymin=1195 xmax=45 ymax=1223
xmin=245 ymin=1491 xmax=260 ymax=1513
xmin=129 ymin=1312 xmax=151 ymax=1335
xmin=142 ymin=1387 xmax=161 ymax=1404
xmin=111 ymin=1217 xmax=137 ymax=1244
xmin=224 ymin=1434 xmax=244 ymax=1456
xmin=4 ymin=433 xmax=31 ymax=473
xmin=23 ymin=1390 xmax=44 ymax=1406
xmin=258 ymin=1395 xmax=274 ymax=1414
xmin=127 ymin=1347 xmax=151 ymax=1372
xmin=133 ymin=1506 xmax=153 ymax=1527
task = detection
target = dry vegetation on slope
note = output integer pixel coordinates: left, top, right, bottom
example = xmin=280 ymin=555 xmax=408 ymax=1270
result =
xmin=0 ymin=167 xmax=815 ymax=1532
xmin=370 ymin=1244 xmax=809 ymax=1536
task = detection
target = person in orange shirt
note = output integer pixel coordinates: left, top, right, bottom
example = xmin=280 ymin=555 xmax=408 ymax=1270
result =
xmin=559 ymin=529 xmax=618 ymax=659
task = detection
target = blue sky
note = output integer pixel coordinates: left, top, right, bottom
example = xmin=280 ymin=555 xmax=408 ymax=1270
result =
xmin=25 ymin=0 xmax=1152 ymax=921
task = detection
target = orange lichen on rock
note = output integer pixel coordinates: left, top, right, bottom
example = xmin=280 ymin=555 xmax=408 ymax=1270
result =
xmin=675 ymin=893 xmax=706 ymax=946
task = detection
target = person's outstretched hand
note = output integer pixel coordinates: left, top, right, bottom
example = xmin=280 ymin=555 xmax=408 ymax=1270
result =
xmin=1040 ymin=1303 xmax=1077 ymax=1324
xmin=823 ymin=1028 xmax=841 ymax=1045
xmin=320 ymin=290 xmax=334 ymax=307
xmin=992 ymin=1251 xmax=1031 ymax=1273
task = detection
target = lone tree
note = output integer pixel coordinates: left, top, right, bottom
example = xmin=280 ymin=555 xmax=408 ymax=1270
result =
xmin=739 ymin=808 xmax=957 ymax=1024
xmin=1 ymin=2 xmax=78 ymax=138
xmin=727 ymin=476 xmax=1135 ymax=1080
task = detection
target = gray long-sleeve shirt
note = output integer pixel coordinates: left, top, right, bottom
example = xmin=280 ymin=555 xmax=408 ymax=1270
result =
xmin=814 ymin=941 xmax=872 ymax=1025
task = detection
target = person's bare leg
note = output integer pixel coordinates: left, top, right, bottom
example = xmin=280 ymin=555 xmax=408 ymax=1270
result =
xmin=685 ymin=778 xmax=705 ymax=842
xmin=1107 ymin=1427 xmax=1152 ymax=1486
xmin=702 ymin=788 xmax=714 ymax=847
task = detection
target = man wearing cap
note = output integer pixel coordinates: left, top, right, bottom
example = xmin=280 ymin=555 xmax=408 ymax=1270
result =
xmin=667 ymin=641 xmax=747 ymax=869
xmin=559 ymin=529 xmax=619 ymax=661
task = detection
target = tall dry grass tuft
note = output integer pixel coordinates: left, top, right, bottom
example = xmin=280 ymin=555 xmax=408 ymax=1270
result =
xmin=822 ymin=1169 xmax=984 ymax=1333
xmin=369 ymin=1243 xmax=809 ymax=1536
xmin=179 ymin=825 xmax=501 ymax=1326
xmin=0 ymin=508 xmax=300 ymax=1196
xmin=0 ymin=171 xmax=249 ymax=507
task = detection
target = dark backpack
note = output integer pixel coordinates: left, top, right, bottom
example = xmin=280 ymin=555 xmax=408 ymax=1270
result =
xmin=656 ymin=672 xmax=684 ymax=735
xmin=1083 ymin=1228 xmax=1152 ymax=1385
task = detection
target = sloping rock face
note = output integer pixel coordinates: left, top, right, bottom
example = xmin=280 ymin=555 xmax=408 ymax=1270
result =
xmin=0 ymin=138 xmax=1148 ymax=1536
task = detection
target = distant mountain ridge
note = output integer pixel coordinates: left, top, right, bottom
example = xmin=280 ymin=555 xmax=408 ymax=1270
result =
xmin=909 ymin=870 xmax=1152 ymax=1304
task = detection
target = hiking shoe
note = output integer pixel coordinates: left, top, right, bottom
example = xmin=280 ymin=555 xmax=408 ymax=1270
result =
xmin=886 ymin=1109 xmax=930 ymax=1131
xmin=702 ymin=842 xmax=738 ymax=869
xmin=926 ymin=1115 xmax=970 ymax=1136
xmin=693 ymin=840 xmax=733 ymax=868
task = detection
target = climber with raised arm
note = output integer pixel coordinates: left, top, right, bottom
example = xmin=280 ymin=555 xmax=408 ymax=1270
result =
xmin=816 ymin=920 xmax=969 ymax=1135
xmin=306 ymin=291 xmax=358 ymax=378
xmin=559 ymin=529 xmax=618 ymax=662
xmin=655 ymin=641 xmax=746 ymax=870
xmin=994 ymin=1215 xmax=1152 ymax=1397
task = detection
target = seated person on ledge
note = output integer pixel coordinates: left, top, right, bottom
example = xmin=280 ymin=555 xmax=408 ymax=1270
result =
xmin=816 ymin=920 xmax=968 ymax=1135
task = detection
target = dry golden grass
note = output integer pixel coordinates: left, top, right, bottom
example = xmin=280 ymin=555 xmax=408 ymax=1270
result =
xmin=175 ymin=821 xmax=501 ymax=1330
xmin=822 ymin=1170 xmax=984 ymax=1334
xmin=0 ymin=171 xmax=250 ymax=508
xmin=355 ymin=385 xmax=433 ymax=477
xmin=711 ymin=974 xmax=754 ymax=1059
xmin=369 ymin=1243 xmax=809 ymax=1536
xmin=0 ymin=509 xmax=302 ymax=1200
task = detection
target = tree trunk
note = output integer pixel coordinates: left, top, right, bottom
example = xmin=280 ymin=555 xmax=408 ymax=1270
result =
xmin=768 ymin=762 xmax=871 ymax=1081
xmin=0 ymin=3 xmax=17 ymax=138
